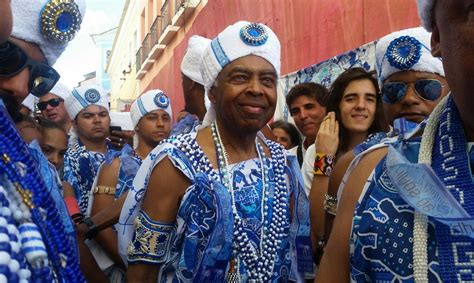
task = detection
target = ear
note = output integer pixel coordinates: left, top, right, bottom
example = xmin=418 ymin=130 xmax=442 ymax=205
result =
xmin=430 ymin=23 xmax=442 ymax=58
xmin=208 ymin=87 xmax=217 ymax=104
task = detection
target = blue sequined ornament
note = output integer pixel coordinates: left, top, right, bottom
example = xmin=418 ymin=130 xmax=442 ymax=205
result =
xmin=239 ymin=23 xmax=268 ymax=46
xmin=84 ymin=89 xmax=101 ymax=104
xmin=41 ymin=0 xmax=82 ymax=44
xmin=154 ymin=92 xmax=169 ymax=108
xmin=386 ymin=35 xmax=422 ymax=70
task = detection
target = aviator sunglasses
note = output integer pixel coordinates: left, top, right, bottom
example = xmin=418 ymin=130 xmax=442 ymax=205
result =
xmin=381 ymin=79 xmax=446 ymax=104
xmin=37 ymin=97 xmax=64 ymax=111
xmin=0 ymin=41 xmax=60 ymax=97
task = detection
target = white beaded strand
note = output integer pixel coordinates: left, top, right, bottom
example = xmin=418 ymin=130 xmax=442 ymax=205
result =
xmin=414 ymin=95 xmax=448 ymax=282
xmin=211 ymin=122 xmax=288 ymax=281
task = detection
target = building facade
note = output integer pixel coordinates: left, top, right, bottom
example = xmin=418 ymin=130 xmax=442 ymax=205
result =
xmin=108 ymin=0 xmax=421 ymax=115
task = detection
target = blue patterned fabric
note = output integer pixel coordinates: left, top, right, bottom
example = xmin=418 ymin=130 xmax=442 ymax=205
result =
xmin=64 ymin=139 xmax=115 ymax=214
xmin=170 ymin=113 xmax=200 ymax=136
xmin=350 ymin=97 xmax=474 ymax=282
xmin=352 ymin=132 xmax=389 ymax=156
xmin=351 ymin=137 xmax=443 ymax=282
xmin=429 ymin=97 xmax=474 ymax=282
xmin=28 ymin=141 xmax=76 ymax=237
xmin=118 ymin=133 xmax=313 ymax=282
xmin=103 ymin=144 xmax=141 ymax=199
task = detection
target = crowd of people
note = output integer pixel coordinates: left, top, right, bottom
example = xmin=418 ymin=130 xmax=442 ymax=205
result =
xmin=0 ymin=0 xmax=473 ymax=282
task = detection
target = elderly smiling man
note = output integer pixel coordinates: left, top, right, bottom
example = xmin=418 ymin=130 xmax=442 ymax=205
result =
xmin=119 ymin=21 xmax=313 ymax=282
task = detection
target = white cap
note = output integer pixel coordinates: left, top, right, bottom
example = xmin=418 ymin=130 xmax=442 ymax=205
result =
xmin=130 ymin=89 xmax=172 ymax=128
xmin=48 ymin=81 xmax=71 ymax=100
xmin=375 ymin=27 xmax=444 ymax=86
xmin=200 ymin=21 xmax=281 ymax=90
xmin=65 ymin=85 xmax=109 ymax=119
xmin=11 ymin=0 xmax=86 ymax=65
xmin=180 ymin=35 xmax=210 ymax=85
xmin=21 ymin=94 xmax=36 ymax=112
xmin=200 ymin=21 xmax=281 ymax=127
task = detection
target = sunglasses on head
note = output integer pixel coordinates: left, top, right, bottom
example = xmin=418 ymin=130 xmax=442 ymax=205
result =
xmin=0 ymin=41 xmax=60 ymax=97
xmin=37 ymin=97 xmax=64 ymax=111
xmin=381 ymin=79 xmax=446 ymax=105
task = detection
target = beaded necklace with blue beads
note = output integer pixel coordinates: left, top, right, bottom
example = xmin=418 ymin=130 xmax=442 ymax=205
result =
xmin=0 ymin=101 xmax=84 ymax=282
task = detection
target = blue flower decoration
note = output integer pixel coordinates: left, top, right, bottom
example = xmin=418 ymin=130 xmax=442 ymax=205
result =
xmin=41 ymin=0 xmax=82 ymax=44
xmin=84 ymin=89 xmax=101 ymax=103
xmin=154 ymin=92 xmax=170 ymax=108
xmin=239 ymin=23 xmax=268 ymax=46
xmin=386 ymin=36 xmax=422 ymax=70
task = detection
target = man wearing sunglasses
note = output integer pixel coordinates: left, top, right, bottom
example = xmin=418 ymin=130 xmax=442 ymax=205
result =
xmin=38 ymin=81 xmax=72 ymax=133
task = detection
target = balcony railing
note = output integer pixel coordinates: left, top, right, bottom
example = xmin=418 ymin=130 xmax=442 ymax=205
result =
xmin=175 ymin=0 xmax=185 ymax=13
xmin=160 ymin=0 xmax=171 ymax=35
xmin=135 ymin=0 xmax=197 ymax=75
xmin=135 ymin=47 xmax=141 ymax=73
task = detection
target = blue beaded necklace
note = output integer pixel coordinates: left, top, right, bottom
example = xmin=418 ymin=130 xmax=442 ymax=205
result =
xmin=430 ymin=96 xmax=474 ymax=281
xmin=0 ymin=101 xmax=84 ymax=282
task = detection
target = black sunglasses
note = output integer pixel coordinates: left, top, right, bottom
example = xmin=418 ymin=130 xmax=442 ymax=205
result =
xmin=0 ymin=41 xmax=60 ymax=97
xmin=37 ymin=97 xmax=64 ymax=111
xmin=382 ymin=79 xmax=446 ymax=105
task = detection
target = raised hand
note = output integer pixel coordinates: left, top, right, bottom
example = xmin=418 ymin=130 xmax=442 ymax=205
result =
xmin=315 ymin=112 xmax=339 ymax=155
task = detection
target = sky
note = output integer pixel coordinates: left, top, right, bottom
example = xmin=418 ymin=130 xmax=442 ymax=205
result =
xmin=54 ymin=0 xmax=126 ymax=88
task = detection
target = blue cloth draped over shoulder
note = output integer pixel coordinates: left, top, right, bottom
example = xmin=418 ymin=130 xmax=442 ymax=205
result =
xmin=118 ymin=133 xmax=313 ymax=282
xmin=28 ymin=141 xmax=76 ymax=238
xmin=350 ymin=138 xmax=442 ymax=282
xmin=103 ymin=144 xmax=141 ymax=199
xmin=64 ymin=139 xmax=115 ymax=214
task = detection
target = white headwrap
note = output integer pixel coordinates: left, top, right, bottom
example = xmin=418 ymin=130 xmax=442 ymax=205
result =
xmin=375 ymin=27 xmax=444 ymax=86
xmin=11 ymin=0 xmax=86 ymax=65
xmin=65 ymin=85 xmax=109 ymax=119
xmin=416 ymin=0 xmax=436 ymax=32
xmin=200 ymin=21 xmax=281 ymax=127
xmin=21 ymin=94 xmax=36 ymax=113
xmin=48 ymin=81 xmax=71 ymax=100
xmin=130 ymin=89 xmax=173 ymax=128
xmin=181 ymin=35 xmax=211 ymax=86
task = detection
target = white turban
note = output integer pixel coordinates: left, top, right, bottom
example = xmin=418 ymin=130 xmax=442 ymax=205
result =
xmin=130 ymin=89 xmax=173 ymax=128
xmin=48 ymin=81 xmax=71 ymax=100
xmin=416 ymin=0 xmax=436 ymax=32
xmin=65 ymin=85 xmax=109 ymax=119
xmin=181 ymin=35 xmax=210 ymax=86
xmin=200 ymin=21 xmax=281 ymax=127
xmin=375 ymin=27 xmax=444 ymax=86
xmin=21 ymin=94 xmax=36 ymax=113
xmin=11 ymin=0 xmax=86 ymax=65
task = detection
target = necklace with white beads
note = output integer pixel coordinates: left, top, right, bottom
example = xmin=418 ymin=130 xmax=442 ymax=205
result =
xmin=211 ymin=122 xmax=288 ymax=281
xmin=414 ymin=95 xmax=448 ymax=282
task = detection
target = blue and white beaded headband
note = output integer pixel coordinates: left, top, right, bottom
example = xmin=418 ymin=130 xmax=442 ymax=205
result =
xmin=137 ymin=92 xmax=170 ymax=116
xmin=71 ymin=88 xmax=101 ymax=107
xmin=41 ymin=0 xmax=83 ymax=44
xmin=376 ymin=33 xmax=443 ymax=85
xmin=211 ymin=22 xmax=270 ymax=68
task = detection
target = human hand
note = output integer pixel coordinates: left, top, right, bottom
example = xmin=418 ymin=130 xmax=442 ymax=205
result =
xmin=108 ymin=130 xmax=134 ymax=149
xmin=315 ymin=112 xmax=339 ymax=155
xmin=75 ymin=222 xmax=89 ymax=239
